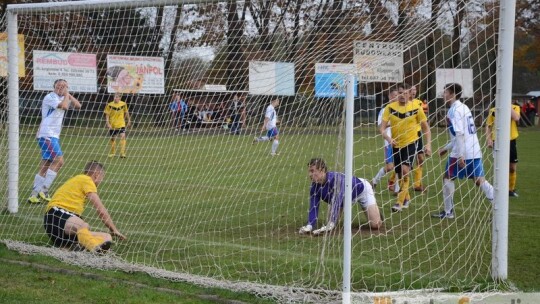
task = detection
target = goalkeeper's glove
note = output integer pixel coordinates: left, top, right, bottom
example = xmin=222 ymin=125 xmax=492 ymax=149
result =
xmin=312 ymin=222 xmax=335 ymax=235
xmin=298 ymin=224 xmax=313 ymax=234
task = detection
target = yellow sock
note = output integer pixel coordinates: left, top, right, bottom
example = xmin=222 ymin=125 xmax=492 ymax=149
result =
xmin=76 ymin=228 xmax=104 ymax=251
xmin=110 ymin=139 xmax=116 ymax=155
xmin=120 ymin=139 xmax=126 ymax=155
xmin=413 ymin=166 xmax=422 ymax=188
xmin=397 ymin=175 xmax=409 ymax=206
xmin=389 ymin=171 xmax=396 ymax=184
xmin=509 ymin=172 xmax=517 ymax=191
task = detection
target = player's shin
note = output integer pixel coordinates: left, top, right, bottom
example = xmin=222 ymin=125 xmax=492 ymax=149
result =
xmin=76 ymin=227 xmax=106 ymax=251
xmin=31 ymin=174 xmax=45 ymax=196
xmin=397 ymin=175 xmax=409 ymax=206
xmin=480 ymin=180 xmax=494 ymax=201
xmin=443 ymin=179 xmax=455 ymax=213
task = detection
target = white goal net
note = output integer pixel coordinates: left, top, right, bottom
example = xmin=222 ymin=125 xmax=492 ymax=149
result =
xmin=0 ymin=0 xmax=512 ymax=302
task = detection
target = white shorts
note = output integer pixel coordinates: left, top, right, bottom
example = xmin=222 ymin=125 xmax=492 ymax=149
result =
xmin=354 ymin=178 xmax=377 ymax=210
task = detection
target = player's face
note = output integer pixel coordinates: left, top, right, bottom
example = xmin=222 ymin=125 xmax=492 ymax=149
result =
xmin=93 ymin=170 xmax=105 ymax=186
xmin=54 ymin=81 xmax=68 ymax=96
xmin=114 ymin=95 xmax=121 ymax=102
xmin=397 ymin=88 xmax=409 ymax=104
xmin=308 ymin=166 xmax=326 ymax=184
xmin=443 ymin=89 xmax=454 ymax=104
xmin=410 ymin=86 xmax=417 ymax=98
xmin=388 ymin=90 xmax=399 ymax=102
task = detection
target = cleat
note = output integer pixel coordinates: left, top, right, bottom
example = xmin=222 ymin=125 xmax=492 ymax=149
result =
xmin=28 ymin=196 xmax=41 ymax=204
xmin=271 ymin=152 xmax=280 ymax=156
xmin=509 ymin=191 xmax=519 ymax=197
xmin=391 ymin=203 xmax=402 ymax=213
xmin=371 ymin=179 xmax=377 ymax=189
xmin=108 ymin=154 xmax=115 ymax=158
xmin=93 ymin=241 xmax=112 ymax=254
xmin=38 ymin=192 xmax=51 ymax=203
xmin=402 ymin=199 xmax=410 ymax=209
xmin=431 ymin=209 xmax=454 ymax=219
xmin=414 ymin=186 xmax=426 ymax=193
xmin=252 ymin=137 xmax=258 ymax=145
xmin=120 ymin=154 xmax=126 ymax=159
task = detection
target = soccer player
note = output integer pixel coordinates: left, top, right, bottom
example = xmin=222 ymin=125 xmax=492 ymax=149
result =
xmin=298 ymin=158 xmax=383 ymax=235
xmin=104 ymin=93 xmax=131 ymax=158
xmin=44 ymin=161 xmax=126 ymax=252
xmin=253 ymin=98 xmax=280 ymax=156
xmin=410 ymin=85 xmax=429 ymax=192
xmin=380 ymin=83 xmax=432 ymax=212
xmin=28 ymin=79 xmax=82 ymax=204
xmin=486 ymin=102 xmax=521 ymax=197
xmin=372 ymin=88 xmax=399 ymax=194
xmin=432 ymin=83 xmax=494 ymax=219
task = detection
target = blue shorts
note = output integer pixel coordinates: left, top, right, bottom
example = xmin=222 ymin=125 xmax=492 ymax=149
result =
xmin=38 ymin=137 xmax=63 ymax=161
xmin=384 ymin=145 xmax=394 ymax=164
xmin=267 ymin=127 xmax=279 ymax=138
xmin=445 ymin=157 xmax=485 ymax=179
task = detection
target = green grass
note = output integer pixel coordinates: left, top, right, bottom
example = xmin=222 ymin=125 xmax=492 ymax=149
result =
xmin=1 ymin=125 xmax=539 ymax=302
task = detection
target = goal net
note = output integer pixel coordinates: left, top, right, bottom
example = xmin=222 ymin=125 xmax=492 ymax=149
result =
xmin=0 ymin=0 xmax=511 ymax=302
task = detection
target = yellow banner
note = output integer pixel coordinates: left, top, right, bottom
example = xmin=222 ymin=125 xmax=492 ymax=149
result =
xmin=0 ymin=33 xmax=25 ymax=77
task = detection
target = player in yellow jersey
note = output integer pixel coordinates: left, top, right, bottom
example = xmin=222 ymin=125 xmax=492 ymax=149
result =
xmin=43 ymin=161 xmax=126 ymax=252
xmin=410 ymin=85 xmax=429 ymax=193
xmin=486 ymin=102 xmax=521 ymax=197
xmin=380 ymin=83 xmax=432 ymax=212
xmin=104 ymin=93 xmax=131 ymax=158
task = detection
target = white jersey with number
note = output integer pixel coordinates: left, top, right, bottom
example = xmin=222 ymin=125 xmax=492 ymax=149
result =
xmin=265 ymin=104 xmax=277 ymax=130
xmin=37 ymin=92 xmax=65 ymax=139
xmin=446 ymin=100 xmax=482 ymax=160
xmin=377 ymin=109 xmax=391 ymax=147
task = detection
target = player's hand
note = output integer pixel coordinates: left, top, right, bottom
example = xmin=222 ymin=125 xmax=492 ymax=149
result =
xmin=390 ymin=139 xmax=397 ymax=147
xmin=487 ymin=139 xmax=494 ymax=149
xmin=312 ymin=222 xmax=335 ymax=235
xmin=127 ymin=121 xmax=132 ymax=128
xmin=424 ymin=144 xmax=432 ymax=157
xmin=457 ymin=157 xmax=466 ymax=168
xmin=298 ymin=224 xmax=313 ymax=235
xmin=438 ymin=148 xmax=448 ymax=157
xmin=111 ymin=229 xmax=127 ymax=240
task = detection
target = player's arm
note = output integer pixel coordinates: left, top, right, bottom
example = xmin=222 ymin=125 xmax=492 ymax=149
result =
xmin=511 ymin=106 xmax=521 ymax=121
xmin=262 ymin=117 xmax=269 ymax=132
xmin=87 ymin=192 xmax=126 ymax=240
xmin=379 ymin=120 xmax=395 ymax=147
xmin=420 ymin=120 xmax=432 ymax=156
xmin=67 ymin=94 xmax=82 ymax=109
xmin=125 ymin=107 xmax=132 ymax=128
xmin=453 ymin=113 xmax=467 ymax=167
xmin=104 ymin=109 xmax=112 ymax=129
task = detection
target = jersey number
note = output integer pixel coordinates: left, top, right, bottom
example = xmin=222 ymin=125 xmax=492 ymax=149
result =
xmin=467 ymin=116 xmax=477 ymax=134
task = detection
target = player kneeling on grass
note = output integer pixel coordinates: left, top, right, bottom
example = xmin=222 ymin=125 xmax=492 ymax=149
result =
xmin=43 ymin=161 xmax=126 ymax=252
xmin=299 ymin=158 xmax=383 ymax=235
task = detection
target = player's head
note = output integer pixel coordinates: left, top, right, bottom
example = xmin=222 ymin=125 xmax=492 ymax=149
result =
xmin=271 ymin=98 xmax=280 ymax=107
xmin=84 ymin=161 xmax=105 ymax=185
xmin=410 ymin=85 xmax=417 ymax=98
xmin=114 ymin=93 xmax=122 ymax=102
xmin=53 ymin=79 xmax=68 ymax=95
xmin=397 ymin=83 xmax=411 ymax=105
xmin=307 ymin=158 xmax=328 ymax=184
xmin=443 ymin=83 xmax=462 ymax=103
xmin=388 ymin=86 xmax=400 ymax=102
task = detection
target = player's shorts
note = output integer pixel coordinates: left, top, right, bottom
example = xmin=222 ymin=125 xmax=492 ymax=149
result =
xmin=109 ymin=127 xmax=126 ymax=137
xmin=445 ymin=157 xmax=485 ymax=180
xmin=491 ymin=140 xmax=518 ymax=163
xmin=393 ymin=142 xmax=416 ymax=172
xmin=384 ymin=145 xmax=394 ymax=164
xmin=353 ymin=179 xmax=377 ymax=210
xmin=266 ymin=127 xmax=279 ymax=138
xmin=416 ymin=133 xmax=424 ymax=154
xmin=43 ymin=207 xmax=80 ymax=248
xmin=37 ymin=137 xmax=63 ymax=161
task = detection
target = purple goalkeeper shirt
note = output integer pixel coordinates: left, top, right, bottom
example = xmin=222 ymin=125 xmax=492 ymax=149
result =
xmin=307 ymin=171 xmax=365 ymax=227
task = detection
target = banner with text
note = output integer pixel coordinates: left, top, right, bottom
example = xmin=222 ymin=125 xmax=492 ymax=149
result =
xmin=436 ymin=69 xmax=474 ymax=98
xmin=107 ymin=55 xmax=164 ymax=94
xmin=0 ymin=33 xmax=25 ymax=77
xmin=33 ymin=50 xmax=97 ymax=92
xmin=353 ymin=41 xmax=403 ymax=83
xmin=315 ymin=63 xmax=358 ymax=98
xmin=249 ymin=61 xmax=295 ymax=96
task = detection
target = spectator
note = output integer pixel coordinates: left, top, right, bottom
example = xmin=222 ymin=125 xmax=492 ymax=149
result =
xmin=526 ymin=98 xmax=537 ymax=126
xmin=230 ymin=94 xmax=245 ymax=135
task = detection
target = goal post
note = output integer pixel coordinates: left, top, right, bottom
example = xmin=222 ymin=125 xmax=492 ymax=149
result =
xmin=0 ymin=0 xmax=516 ymax=302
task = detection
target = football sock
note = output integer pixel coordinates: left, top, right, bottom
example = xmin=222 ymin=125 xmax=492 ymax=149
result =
xmin=76 ymin=228 xmax=105 ymax=251
xmin=373 ymin=167 xmax=386 ymax=185
xmin=509 ymin=172 xmax=516 ymax=191
xmin=271 ymin=140 xmax=279 ymax=154
xmin=110 ymin=139 xmax=116 ymax=155
xmin=120 ymin=138 xmax=126 ymax=155
xmin=42 ymin=169 xmax=58 ymax=193
xmin=413 ymin=166 xmax=423 ymax=188
xmin=480 ymin=180 xmax=494 ymax=201
xmin=389 ymin=171 xmax=396 ymax=184
xmin=443 ymin=179 xmax=455 ymax=214
xmin=31 ymin=174 xmax=45 ymax=197
xmin=397 ymin=175 xmax=409 ymax=206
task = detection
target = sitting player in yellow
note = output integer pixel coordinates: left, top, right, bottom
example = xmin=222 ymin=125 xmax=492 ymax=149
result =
xmin=43 ymin=161 xmax=126 ymax=252
xmin=104 ymin=93 xmax=131 ymax=158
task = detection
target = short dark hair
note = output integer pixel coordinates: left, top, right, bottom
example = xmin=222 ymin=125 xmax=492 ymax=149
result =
xmin=53 ymin=79 xmax=67 ymax=87
xmin=444 ymin=83 xmax=463 ymax=99
xmin=84 ymin=161 xmax=105 ymax=175
xmin=308 ymin=158 xmax=328 ymax=172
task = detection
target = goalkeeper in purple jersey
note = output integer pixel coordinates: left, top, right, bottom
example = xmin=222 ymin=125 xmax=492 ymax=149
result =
xmin=299 ymin=158 xmax=383 ymax=235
